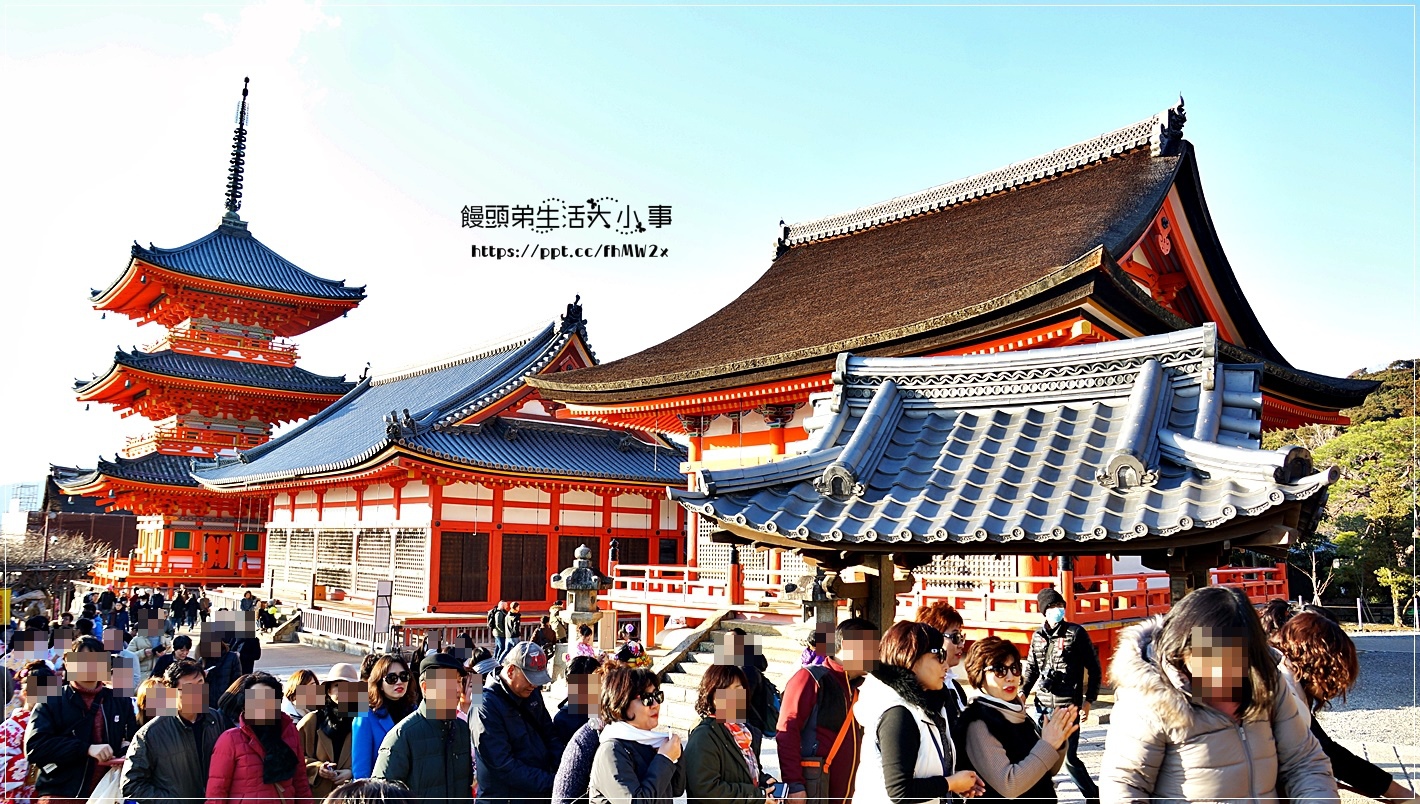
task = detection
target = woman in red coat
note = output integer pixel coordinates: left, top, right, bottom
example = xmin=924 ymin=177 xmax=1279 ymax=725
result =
xmin=207 ymin=673 xmax=314 ymax=804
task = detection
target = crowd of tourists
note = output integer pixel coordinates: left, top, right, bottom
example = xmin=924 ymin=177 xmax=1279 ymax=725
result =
xmin=0 ymin=584 xmax=1414 ymax=804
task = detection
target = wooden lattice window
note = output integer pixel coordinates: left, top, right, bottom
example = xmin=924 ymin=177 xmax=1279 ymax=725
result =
xmin=394 ymin=529 xmax=427 ymax=599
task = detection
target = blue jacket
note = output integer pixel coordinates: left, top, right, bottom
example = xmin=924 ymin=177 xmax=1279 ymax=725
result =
xmin=351 ymin=707 xmax=396 ymax=780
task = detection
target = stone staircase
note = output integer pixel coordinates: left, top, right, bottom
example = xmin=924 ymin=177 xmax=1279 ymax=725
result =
xmin=659 ymin=616 xmax=811 ymax=736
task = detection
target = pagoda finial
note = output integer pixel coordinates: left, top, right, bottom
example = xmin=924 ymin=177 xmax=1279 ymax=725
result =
xmin=223 ymin=77 xmax=251 ymax=224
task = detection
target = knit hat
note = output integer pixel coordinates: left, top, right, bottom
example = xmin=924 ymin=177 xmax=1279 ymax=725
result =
xmin=1037 ymin=587 xmax=1066 ymax=611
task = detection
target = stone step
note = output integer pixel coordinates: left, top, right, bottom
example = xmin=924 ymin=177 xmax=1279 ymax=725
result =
xmin=691 ymin=641 xmax=805 ymax=666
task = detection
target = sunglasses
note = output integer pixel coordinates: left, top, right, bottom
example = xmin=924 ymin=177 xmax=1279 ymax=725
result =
xmin=989 ymin=664 xmax=1022 ymax=678
xmin=944 ymin=631 xmax=966 ymax=646
xmin=383 ymin=671 xmax=411 ymax=685
xmin=637 ymin=690 xmax=665 ymax=707
xmin=926 ymin=648 xmax=949 ymax=664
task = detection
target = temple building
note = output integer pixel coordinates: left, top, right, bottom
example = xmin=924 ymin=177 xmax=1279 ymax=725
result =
xmin=529 ymin=101 xmax=1376 ymax=653
xmin=55 ymin=79 xmax=364 ymax=588
xmin=192 ymin=299 xmax=687 ymax=625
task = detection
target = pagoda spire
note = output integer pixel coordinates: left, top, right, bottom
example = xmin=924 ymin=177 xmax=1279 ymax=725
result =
xmin=223 ymin=77 xmax=251 ymax=227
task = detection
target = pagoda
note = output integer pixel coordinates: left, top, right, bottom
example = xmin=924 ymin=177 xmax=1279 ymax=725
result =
xmin=56 ymin=79 xmax=364 ymax=588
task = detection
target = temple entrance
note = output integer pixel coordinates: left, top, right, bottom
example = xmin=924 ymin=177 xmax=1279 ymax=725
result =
xmin=202 ymin=534 xmax=231 ymax=570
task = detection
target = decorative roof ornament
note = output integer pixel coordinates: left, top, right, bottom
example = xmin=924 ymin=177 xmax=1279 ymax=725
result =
xmin=1155 ymin=96 xmax=1187 ymax=158
xmin=559 ymin=294 xmax=588 ymax=338
xmin=222 ymin=77 xmax=251 ymax=230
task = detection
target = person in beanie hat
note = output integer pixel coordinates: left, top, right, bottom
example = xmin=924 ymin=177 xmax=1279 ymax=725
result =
xmin=372 ymin=653 xmax=472 ymax=804
xmin=472 ymin=642 xmax=560 ymax=804
xmin=1020 ymin=584 xmax=1101 ymax=804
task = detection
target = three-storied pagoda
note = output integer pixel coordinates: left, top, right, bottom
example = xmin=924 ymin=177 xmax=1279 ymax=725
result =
xmin=55 ymin=80 xmax=364 ymax=588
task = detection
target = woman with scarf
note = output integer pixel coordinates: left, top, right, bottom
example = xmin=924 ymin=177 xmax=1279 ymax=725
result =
xmin=958 ymin=636 xmax=1073 ymax=800
xmin=588 ymin=665 xmax=685 ymax=804
xmin=852 ymin=620 xmax=984 ymax=804
xmin=206 ymin=672 xmax=313 ymax=804
xmin=297 ymin=664 xmax=358 ymax=800
xmin=350 ymin=656 xmax=417 ymax=780
xmin=683 ymin=664 xmax=780 ymax=804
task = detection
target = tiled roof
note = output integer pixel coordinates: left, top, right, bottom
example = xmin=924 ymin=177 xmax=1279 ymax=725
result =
xmin=193 ymin=313 xmax=683 ymax=488
xmin=56 ymin=453 xmax=202 ymax=491
xmin=670 ymin=326 xmax=1336 ymax=549
xmin=533 ymin=123 xmax=1181 ymax=400
xmin=404 ymin=420 xmax=684 ymax=485
xmin=77 ymin=349 xmax=353 ymax=396
xmin=111 ymin=223 xmax=365 ymax=302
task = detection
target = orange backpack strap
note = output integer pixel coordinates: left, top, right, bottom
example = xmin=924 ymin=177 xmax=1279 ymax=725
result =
xmin=821 ymin=693 xmax=857 ymax=774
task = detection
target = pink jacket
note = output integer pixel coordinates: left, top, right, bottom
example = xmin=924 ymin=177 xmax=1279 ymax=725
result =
xmin=205 ymin=715 xmax=314 ymax=804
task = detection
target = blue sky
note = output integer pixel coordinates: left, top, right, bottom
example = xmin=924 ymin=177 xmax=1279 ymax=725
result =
xmin=0 ymin=2 xmax=1412 ymax=483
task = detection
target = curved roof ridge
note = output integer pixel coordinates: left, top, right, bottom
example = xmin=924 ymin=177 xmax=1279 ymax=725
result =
xmin=117 ymin=226 xmax=365 ymax=302
xmin=371 ymin=322 xmax=554 ymax=386
xmin=783 ymin=106 xmax=1177 ymax=247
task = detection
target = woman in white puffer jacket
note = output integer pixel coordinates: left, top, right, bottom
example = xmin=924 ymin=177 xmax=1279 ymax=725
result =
xmin=1100 ymin=587 xmax=1338 ymax=804
xmin=852 ymin=620 xmax=983 ymax=804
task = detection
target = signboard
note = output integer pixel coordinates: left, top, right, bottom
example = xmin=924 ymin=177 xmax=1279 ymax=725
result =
xmin=373 ymin=580 xmax=393 ymax=649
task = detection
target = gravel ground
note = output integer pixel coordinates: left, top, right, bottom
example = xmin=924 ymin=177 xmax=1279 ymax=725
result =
xmin=1316 ymin=633 xmax=1420 ymax=747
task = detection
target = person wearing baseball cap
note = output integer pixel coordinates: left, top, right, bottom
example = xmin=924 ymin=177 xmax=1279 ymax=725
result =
xmin=472 ymin=641 xmax=560 ymax=803
xmin=372 ymin=653 xmax=471 ymax=804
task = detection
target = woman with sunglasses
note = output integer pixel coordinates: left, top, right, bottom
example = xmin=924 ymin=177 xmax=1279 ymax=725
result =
xmin=917 ymin=602 xmax=970 ymax=734
xmin=958 ymin=636 xmax=1072 ymax=801
xmin=588 ymin=665 xmax=685 ymax=804
xmin=350 ymin=656 xmax=418 ymax=780
xmin=852 ymin=621 xmax=984 ymax=804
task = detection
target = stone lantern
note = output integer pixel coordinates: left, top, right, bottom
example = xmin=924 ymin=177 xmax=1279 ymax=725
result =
xmin=550 ymin=543 xmax=613 ymax=663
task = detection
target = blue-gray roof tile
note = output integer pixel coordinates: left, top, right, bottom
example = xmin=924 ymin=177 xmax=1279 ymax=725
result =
xmin=114 ymin=224 xmax=365 ymax=301
xmin=77 ymin=350 xmax=353 ymax=396
xmin=671 ymin=326 xmax=1336 ymax=548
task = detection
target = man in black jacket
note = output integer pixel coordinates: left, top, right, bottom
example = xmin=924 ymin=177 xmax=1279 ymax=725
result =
xmin=121 ymin=659 xmax=227 ymax=804
xmin=471 ymin=641 xmax=559 ymax=804
xmin=1020 ymin=587 xmax=1101 ymax=804
xmin=25 ymin=635 xmax=139 ymax=801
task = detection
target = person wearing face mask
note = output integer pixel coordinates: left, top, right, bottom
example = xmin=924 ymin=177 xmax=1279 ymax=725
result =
xmin=1100 ymin=587 xmax=1337 ymax=804
xmin=297 ymin=664 xmax=358 ymax=800
xmin=958 ymin=637 xmax=1072 ymax=801
xmin=350 ymin=656 xmax=416 ymax=781
xmin=684 ymin=664 xmax=781 ymax=804
xmin=1018 ymin=587 xmax=1100 ymax=804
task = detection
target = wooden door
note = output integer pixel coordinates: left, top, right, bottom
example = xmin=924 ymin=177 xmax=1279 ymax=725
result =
xmin=438 ymin=532 xmax=490 ymax=603
xmin=499 ymin=533 xmax=547 ymax=602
